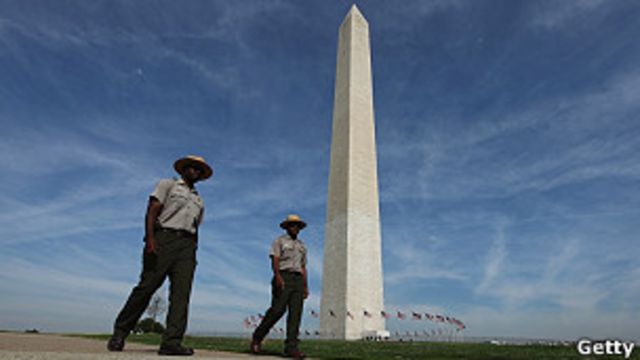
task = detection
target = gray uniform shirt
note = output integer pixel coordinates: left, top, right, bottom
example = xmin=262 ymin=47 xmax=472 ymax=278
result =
xmin=270 ymin=235 xmax=307 ymax=273
xmin=151 ymin=178 xmax=204 ymax=234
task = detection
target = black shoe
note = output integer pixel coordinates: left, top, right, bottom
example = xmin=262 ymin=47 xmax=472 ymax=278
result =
xmin=107 ymin=335 xmax=125 ymax=352
xmin=158 ymin=344 xmax=194 ymax=356
xmin=250 ymin=340 xmax=262 ymax=354
xmin=284 ymin=349 xmax=306 ymax=359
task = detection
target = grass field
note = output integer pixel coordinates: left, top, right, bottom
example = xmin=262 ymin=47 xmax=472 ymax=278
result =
xmin=79 ymin=333 xmax=637 ymax=359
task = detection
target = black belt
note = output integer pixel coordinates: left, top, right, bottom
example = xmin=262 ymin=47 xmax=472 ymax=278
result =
xmin=156 ymin=227 xmax=195 ymax=238
xmin=280 ymin=270 xmax=302 ymax=275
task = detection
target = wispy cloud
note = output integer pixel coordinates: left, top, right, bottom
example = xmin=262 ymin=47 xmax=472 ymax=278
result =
xmin=385 ymin=234 xmax=467 ymax=285
xmin=0 ymin=125 xmax=161 ymax=245
xmin=476 ymin=224 xmax=508 ymax=294
xmin=0 ymin=258 xmax=130 ymax=297
xmin=368 ymin=0 xmax=465 ymax=32
xmin=474 ymin=230 xmax=612 ymax=312
xmin=529 ymin=0 xmax=609 ymax=30
xmin=459 ymin=305 xmax=640 ymax=341
xmin=380 ymin=69 xmax=640 ymax=202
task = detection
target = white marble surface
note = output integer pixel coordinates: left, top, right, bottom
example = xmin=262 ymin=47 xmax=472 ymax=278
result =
xmin=321 ymin=5 xmax=386 ymax=340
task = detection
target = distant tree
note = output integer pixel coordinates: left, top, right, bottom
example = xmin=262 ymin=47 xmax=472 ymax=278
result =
xmin=135 ymin=317 xmax=165 ymax=334
xmin=133 ymin=292 xmax=167 ymax=334
xmin=145 ymin=293 xmax=167 ymax=324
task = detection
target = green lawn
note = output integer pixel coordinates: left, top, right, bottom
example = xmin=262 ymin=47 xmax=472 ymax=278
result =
xmin=78 ymin=333 xmax=636 ymax=359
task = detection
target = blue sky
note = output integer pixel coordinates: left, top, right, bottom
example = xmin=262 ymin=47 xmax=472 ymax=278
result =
xmin=1 ymin=0 xmax=639 ymax=341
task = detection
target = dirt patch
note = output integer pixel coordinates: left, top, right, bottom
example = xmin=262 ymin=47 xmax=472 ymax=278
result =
xmin=0 ymin=332 xmax=280 ymax=359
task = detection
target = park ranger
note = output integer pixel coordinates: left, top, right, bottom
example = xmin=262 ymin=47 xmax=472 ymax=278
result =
xmin=251 ymin=214 xmax=309 ymax=359
xmin=108 ymin=155 xmax=212 ymax=356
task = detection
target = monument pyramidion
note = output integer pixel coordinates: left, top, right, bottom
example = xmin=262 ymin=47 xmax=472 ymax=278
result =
xmin=320 ymin=5 xmax=388 ymax=341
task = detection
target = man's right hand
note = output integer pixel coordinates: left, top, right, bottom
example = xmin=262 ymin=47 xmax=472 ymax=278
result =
xmin=275 ymin=274 xmax=285 ymax=290
xmin=144 ymin=198 xmax=163 ymax=255
xmin=145 ymin=236 xmax=158 ymax=254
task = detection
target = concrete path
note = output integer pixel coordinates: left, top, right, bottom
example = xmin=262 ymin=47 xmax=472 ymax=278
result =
xmin=0 ymin=332 xmax=284 ymax=360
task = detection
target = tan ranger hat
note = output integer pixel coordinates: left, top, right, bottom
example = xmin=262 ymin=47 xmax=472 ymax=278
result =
xmin=174 ymin=155 xmax=213 ymax=180
xmin=280 ymin=214 xmax=307 ymax=229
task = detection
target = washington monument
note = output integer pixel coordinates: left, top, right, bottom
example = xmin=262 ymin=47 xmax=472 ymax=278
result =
xmin=320 ymin=5 xmax=386 ymax=340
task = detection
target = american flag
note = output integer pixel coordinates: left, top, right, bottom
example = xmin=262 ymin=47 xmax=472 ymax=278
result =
xmin=425 ymin=312 xmax=434 ymax=321
xmin=411 ymin=311 xmax=422 ymax=320
xmin=451 ymin=318 xmax=466 ymax=330
xmin=381 ymin=310 xmax=391 ymax=319
xmin=310 ymin=309 xmax=319 ymax=318
xmin=397 ymin=311 xmax=406 ymax=320
xmin=363 ymin=310 xmax=372 ymax=318
xmin=435 ymin=315 xmax=446 ymax=323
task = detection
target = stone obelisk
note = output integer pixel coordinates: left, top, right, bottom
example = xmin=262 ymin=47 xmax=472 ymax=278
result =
xmin=320 ymin=5 xmax=386 ymax=340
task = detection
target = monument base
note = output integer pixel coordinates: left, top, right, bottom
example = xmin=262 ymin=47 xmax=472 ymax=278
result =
xmin=362 ymin=330 xmax=391 ymax=341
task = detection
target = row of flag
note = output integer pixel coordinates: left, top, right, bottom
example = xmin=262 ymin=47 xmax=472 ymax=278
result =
xmin=243 ymin=309 xmax=466 ymax=331
xmin=242 ymin=323 xmax=464 ymax=337
xmin=392 ymin=328 xmax=463 ymax=337
xmin=318 ymin=309 xmax=466 ymax=330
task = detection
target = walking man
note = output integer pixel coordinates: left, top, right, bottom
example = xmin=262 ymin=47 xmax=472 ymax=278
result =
xmin=251 ymin=215 xmax=309 ymax=359
xmin=108 ymin=155 xmax=213 ymax=356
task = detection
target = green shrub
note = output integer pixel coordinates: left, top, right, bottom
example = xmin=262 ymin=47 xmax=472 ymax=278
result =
xmin=135 ymin=317 xmax=165 ymax=334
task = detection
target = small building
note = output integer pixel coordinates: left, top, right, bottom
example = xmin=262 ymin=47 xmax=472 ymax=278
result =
xmin=363 ymin=330 xmax=391 ymax=341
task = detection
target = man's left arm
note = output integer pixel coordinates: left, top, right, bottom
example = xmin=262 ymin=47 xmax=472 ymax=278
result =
xmin=198 ymin=207 xmax=204 ymax=226
xmin=195 ymin=207 xmax=204 ymax=242
xmin=301 ymin=265 xmax=309 ymax=299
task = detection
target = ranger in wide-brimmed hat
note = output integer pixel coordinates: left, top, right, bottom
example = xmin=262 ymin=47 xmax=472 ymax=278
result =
xmin=279 ymin=214 xmax=307 ymax=230
xmin=173 ymin=155 xmax=213 ymax=180
xmin=251 ymin=214 xmax=309 ymax=359
xmin=109 ymin=155 xmax=213 ymax=357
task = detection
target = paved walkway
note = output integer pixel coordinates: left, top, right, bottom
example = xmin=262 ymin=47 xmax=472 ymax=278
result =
xmin=0 ymin=332 xmax=283 ymax=360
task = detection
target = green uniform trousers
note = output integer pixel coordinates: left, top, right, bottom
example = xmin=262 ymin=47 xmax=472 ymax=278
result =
xmin=253 ymin=271 xmax=305 ymax=352
xmin=113 ymin=229 xmax=197 ymax=347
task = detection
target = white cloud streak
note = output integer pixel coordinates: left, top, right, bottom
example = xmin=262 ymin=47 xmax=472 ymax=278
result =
xmin=385 ymin=234 xmax=467 ymax=285
xmin=381 ymin=69 xmax=640 ymax=202
xmin=529 ymin=0 xmax=608 ymax=30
